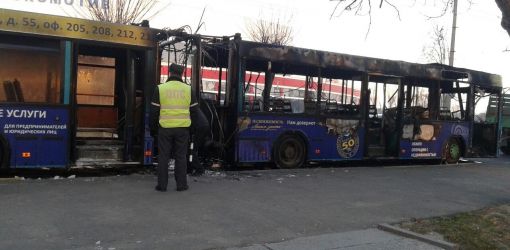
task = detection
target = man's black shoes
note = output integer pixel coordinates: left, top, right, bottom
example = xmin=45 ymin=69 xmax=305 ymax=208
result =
xmin=155 ymin=185 xmax=167 ymax=192
xmin=156 ymin=185 xmax=188 ymax=192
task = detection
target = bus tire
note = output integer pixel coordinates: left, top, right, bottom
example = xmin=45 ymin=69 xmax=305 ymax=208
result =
xmin=502 ymin=147 xmax=510 ymax=155
xmin=501 ymin=135 xmax=510 ymax=155
xmin=0 ymin=135 xmax=10 ymax=169
xmin=273 ymin=134 xmax=306 ymax=169
xmin=444 ymin=137 xmax=461 ymax=164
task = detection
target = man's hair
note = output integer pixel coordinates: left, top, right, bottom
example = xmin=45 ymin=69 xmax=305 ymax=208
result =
xmin=169 ymin=63 xmax=184 ymax=76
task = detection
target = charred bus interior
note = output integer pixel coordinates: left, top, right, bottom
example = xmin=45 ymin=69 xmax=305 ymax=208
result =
xmin=73 ymin=43 xmax=156 ymax=165
xmin=157 ymin=31 xmax=503 ymax=168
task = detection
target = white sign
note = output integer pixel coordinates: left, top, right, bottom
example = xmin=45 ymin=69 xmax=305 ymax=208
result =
xmin=5 ymin=0 xmax=110 ymax=10
xmin=0 ymin=109 xmax=47 ymax=119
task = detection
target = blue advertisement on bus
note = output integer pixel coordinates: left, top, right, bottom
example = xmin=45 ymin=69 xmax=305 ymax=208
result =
xmin=237 ymin=115 xmax=365 ymax=162
xmin=399 ymin=121 xmax=470 ymax=160
xmin=0 ymin=104 xmax=69 ymax=168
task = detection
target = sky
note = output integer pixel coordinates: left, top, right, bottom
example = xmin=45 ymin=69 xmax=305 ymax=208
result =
xmin=0 ymin=0 xmax=508 ymax=88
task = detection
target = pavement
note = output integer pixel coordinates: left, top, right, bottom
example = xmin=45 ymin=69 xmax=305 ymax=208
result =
xmin=226 ymin=229 xmax=443 ymax=250
xmin=1 ymin=156 xmax=510 ymax=250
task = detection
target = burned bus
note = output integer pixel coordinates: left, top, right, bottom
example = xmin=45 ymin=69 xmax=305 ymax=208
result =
xmin=159 ymin=32 xmax=503 ymax=168
xmin=0 ymin=9 xmax=158 ymax=168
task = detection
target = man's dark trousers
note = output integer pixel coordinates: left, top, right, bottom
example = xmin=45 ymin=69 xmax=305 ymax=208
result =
xmin=157 ymin=127 xmax=189 ymax=190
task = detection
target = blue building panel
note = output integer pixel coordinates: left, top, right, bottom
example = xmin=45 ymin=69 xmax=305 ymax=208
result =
xmin=0 ymin=104 xmax=70 ymax=168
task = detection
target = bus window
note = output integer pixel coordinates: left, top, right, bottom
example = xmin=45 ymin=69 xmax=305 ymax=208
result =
xmin=242 ymin=71 xmax=264 ymax=112
xmin=321 ymin=78 xmax=362 ymax=116
xmin=76 ymin=55 xmax=115 ymax=106
xmin=480 ymin=92 xmax=500 ymax=123
xmin=412 ymin=87 xmax=429 ymax=108
xmin=473 ymin=91 xmax=502 ymax=156
xmin=195 ymin=67 xmax=227 ymax=106
xmin=0 ymin=45 xmax=61 ymax=103
xmin=440 ymin=81 xmax=471 ymax=121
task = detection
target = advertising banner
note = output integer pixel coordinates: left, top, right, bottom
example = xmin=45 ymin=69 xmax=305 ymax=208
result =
xmin=0 ymin=105 xmax=69 ymax=168
xmin=0 ymin=8 xmax=156 ymax=47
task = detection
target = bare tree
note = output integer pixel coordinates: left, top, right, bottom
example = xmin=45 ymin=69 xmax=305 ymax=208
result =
xmin=423 ymin=25 xmax=449 ymax=64
xmin=74 ymin=0 xmax=162 ymax=24
xmin=330 ymin=0 xmax=510 ymax=38
xmin=244 ymin=14 xmax=293 ymax=110
xmin=496 ymin=0 xmax=510 ymax=36
xmin=245 ymin=16 xmax=294 ymax=46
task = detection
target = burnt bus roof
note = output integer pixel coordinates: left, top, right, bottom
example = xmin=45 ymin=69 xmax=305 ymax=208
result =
xmin=222 ymin=40 xmax=501 ymax=91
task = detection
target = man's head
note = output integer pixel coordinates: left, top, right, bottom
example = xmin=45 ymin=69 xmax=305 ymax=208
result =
xmin=169 ymin=63 xmax=184 ymax=77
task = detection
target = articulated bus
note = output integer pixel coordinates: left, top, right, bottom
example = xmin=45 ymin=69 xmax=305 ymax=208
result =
xmin=0 ymin=9 xmax=158 ymax=169
xmin=159 ymin=33 xmax=503 ymax=168
xmin=0 ymin=9 xmax=504 ymax=170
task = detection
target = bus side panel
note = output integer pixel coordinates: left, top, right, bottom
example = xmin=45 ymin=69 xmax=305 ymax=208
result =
xmin=399 ymin=121 xmax=470 ymax=159
xmin=307 ymin=122 xmax=364 ymax=161
xmin=237 ymin=138 xmax=272 ymax=162
xmin=0 ymin=104 xmax=69 ymax=168
xmin=237 ymin=115 xmax=363 ymax=163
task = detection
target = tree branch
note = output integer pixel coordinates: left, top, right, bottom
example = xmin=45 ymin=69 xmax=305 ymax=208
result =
xmin=78 ymin=0 xmax=159 ymax=24
xmin=496 ymin=0 xmax=510 ymax=37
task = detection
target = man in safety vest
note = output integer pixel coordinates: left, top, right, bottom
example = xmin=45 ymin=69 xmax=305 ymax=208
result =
xmin=151 ymin=63 xmax=198 ymax=192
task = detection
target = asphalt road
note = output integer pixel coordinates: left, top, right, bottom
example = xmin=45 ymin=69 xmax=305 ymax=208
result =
xmin=1 ymin=157 xmax=509 ymax=250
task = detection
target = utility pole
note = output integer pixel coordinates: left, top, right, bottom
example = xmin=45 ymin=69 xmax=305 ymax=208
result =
xmin=443 ymin=0 xmax=458 ymax=109
xmin=449 ymin=0 xmax=458 ymax=66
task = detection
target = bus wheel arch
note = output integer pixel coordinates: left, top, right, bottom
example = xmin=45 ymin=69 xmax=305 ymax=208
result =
xmin=443 ymin=136 xmax=464 ymax=164
xmin=272 ymin=131 xmax=308 ymax=169
xmin=0 ymin=135 xmax=10 ymax=169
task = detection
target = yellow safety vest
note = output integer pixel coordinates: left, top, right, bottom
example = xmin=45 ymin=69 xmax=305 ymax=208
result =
xmin=158 ymin=81 xmax=192 ymax=128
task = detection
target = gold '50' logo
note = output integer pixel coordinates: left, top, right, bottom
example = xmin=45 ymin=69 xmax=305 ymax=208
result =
xmin=336 ymin=129 xmax=359 ymax=158
xmin=341 ymin=139 xmax=356 ymax=150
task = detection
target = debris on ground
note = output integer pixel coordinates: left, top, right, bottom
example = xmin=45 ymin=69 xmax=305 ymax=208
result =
xmin=204 ymin=170 xmax=227 ymax=178
xmin=67 ymin=175 xmax=76 ymax=179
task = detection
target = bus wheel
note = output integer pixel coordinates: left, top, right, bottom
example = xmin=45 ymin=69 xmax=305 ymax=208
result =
xmin=501 ymin=136 xmax=510 ymax=155
xmin=274 ymin=135 xmax=306 ymax=169
xmin=502 ymin=147 xmax=510 ymax=155
xmin=444 ymin=138 xmax=461 ymax=164
xmin=0 ymin=135 xmax=10 ymax=168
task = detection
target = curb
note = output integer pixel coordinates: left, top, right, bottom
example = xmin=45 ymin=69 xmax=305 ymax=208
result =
xmin=378 ymin=223 xmax=458 ymax=250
